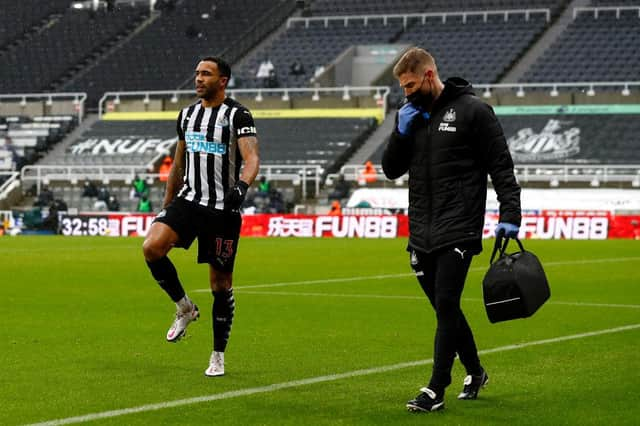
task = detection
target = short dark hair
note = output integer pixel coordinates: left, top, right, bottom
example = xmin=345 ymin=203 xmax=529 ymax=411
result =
xmin=201 ymin=56 xmax=231 ymax=79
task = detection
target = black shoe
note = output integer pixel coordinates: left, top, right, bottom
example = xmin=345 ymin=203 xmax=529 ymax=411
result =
xmin=457 ymin=370 xmax=489 ymax=400
xmin=406 ymin=387 xmax=445 ymax=412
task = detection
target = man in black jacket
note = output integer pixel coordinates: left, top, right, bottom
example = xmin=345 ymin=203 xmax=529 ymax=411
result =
xmin=382 ymin=47 xmax=521 ymax=412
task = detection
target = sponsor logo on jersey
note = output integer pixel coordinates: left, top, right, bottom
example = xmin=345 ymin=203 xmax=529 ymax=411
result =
xmin=185 ymin=131 xmax=227 ymax=155
xmin=438 ymin=122 xmax=457 ymax=132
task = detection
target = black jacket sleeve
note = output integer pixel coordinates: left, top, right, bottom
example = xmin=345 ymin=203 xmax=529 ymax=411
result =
xmin=475 ymin=102 xmax=522 ymax=226
xmin=382 ymin=113 xmax=412 ymax=180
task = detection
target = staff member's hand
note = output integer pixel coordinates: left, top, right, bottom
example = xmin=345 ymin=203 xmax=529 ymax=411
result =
xmin=397 ymin=103 xmax=429 ymax=136
xmin=495 ymin=222 xmax=519 ymax=238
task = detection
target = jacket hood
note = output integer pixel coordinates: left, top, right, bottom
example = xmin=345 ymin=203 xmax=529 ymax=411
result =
xmin=431 ymin=77 xmax=475 ymax=113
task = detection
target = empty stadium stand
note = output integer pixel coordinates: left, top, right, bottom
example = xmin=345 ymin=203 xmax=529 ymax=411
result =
xmin=0 ymin=115 xmax=77 ymax=170
xmin=0 ymin=0 xmax=70 ymax=50
xmin=0 ymin=4 xmax=149 ymax=93
xmin=397 ymin=12 xmax=550 ymax=84
xmin=258 ymin=117 xmax=376 ymax=171
xmin=309 ymin=0 xmax=567 ymax=16
xmin=236 ymin=4 xmax=559 ymax=93
xmin=231 ymin=19 xmax=405 ymax=89
xmin=43 ymin=119 xmax=175 ymax=167
xmin=62 ymin=0 xmax=294 ymax=108
xmin=589 ymin=0 xmax=640 ymax=5
xmin=54 ymin=181 xmax=156 ymax=213
xmin=45 ymin=114 xmax=375 ymax=171
xmin=522 ymin=6 xmax=640 ymax=82
xmin=308 ymin=0 xmax=427 ymax=16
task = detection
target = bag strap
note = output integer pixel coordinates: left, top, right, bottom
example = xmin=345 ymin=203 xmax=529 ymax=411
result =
xmin=489 ymin=236 xmax=525 ymax=264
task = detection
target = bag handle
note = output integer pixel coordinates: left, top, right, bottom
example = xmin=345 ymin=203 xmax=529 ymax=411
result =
xmin=489 ymin=236 xmax=525 ymax=264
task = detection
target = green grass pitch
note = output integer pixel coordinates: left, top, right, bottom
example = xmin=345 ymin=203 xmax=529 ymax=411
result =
xmin=1 ymin=237 xmax=639 ymax=425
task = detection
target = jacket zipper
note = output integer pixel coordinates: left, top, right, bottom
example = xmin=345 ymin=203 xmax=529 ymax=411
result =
xmin=425 ymin=121 xmax=433 ymax=249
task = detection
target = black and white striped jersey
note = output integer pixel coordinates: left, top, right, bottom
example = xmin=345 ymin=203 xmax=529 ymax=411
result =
xmin=175 ymin=97 xmax=256 ymax=210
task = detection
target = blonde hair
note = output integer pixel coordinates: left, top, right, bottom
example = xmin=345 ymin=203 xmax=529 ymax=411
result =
xmin=393 ymin=47 xmax=437 ymax=78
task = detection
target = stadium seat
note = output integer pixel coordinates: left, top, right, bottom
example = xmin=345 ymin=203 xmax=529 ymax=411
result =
xmin=523 ymin=10 xmax=640 ymax=82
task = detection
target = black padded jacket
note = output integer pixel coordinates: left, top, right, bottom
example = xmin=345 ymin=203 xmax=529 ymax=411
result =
xmin=382 ymin=77 xmax=521 ymax=254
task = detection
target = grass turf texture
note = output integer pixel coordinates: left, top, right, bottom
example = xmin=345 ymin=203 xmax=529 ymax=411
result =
xmin=1 ymin=237 xmax=639 ymax=425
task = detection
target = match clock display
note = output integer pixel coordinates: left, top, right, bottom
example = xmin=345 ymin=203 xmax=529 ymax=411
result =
xmin=60 ymin=215 xmax=109 ymax=236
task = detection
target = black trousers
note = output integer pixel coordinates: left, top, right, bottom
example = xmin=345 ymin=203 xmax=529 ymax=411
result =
xmin=410 ymin=244 xmax=482 ymax=391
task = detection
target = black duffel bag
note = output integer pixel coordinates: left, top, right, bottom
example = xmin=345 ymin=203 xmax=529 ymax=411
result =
xmin=482 ymin=237 xmax=550 ymax=323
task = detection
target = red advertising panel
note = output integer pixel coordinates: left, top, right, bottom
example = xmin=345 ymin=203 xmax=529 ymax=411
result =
xmin=483 ymin=211 xmax=612 ymax=240
xmin=242 ymin=214 xmax=409 ymax=238
xmin=59 ymin=212 xmax=640 ymax=239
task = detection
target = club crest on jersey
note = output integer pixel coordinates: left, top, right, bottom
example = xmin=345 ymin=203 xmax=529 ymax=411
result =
xmin=218 ymin=116 xmax=229 ymax=127
xmin=443 ymin=108 xmax=456 ymax=122
xmin=185 ymin=131 xmax=227 ymax=155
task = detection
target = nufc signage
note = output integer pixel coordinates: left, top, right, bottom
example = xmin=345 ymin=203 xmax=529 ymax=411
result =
xmin=68 ymin=137 xmax=177 ymax=155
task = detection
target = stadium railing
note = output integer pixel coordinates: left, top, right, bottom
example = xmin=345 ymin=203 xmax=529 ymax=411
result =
xmin=0 ymin=93 xmax=87 ymax=122
xmin=0 ymin=172 xmax=20 ymax=209
xmin=333 ymin=164 xmax=640 ymax=188
xmin=474 ymin=81 xmax=640 ymax=100
xmin=0 ymin=172 xmax=19 ymax=194
xmin=286 ymin=8 xmax=551 ymax=28
xmin=95 ymin=82 xmax=639 ymax=118
xmin=97 ymin=86 xmax=391 ymax=118
xmin=19 ymin=164 xmax=323 ymax=200
xmin=573 ymin=5 xmax=640 ymax=19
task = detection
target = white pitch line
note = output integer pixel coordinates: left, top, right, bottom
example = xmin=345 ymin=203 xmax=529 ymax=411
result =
xmin=192 ymin=256 xmax=640 ymax=293
xmin=234 ymin=290 xmax=640 ymax=310
xmin=26 ymin=323 xmax=640 ymax=426
xmin=533 ymin=300 xmax=640 ymax=309
xmin=192 ymin=272 xmax=413 ymax=292
xmin=238 ymin=290 xmax=425 ymax=300
xmin=460 ymin=297 xmax=640 ymax=310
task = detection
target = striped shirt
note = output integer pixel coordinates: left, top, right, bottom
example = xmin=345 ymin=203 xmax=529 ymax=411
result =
xmin=175 ymin=97 xmax=256 ymax=210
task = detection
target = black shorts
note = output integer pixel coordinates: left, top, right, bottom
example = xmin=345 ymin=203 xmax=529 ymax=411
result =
xmin=153 ymin=197 xmax=242 ymax=272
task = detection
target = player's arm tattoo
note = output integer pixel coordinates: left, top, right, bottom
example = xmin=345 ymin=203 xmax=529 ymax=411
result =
xmin=163 ymin=139 xmax=186 ymax=208
xmin=238 ymin=136 xmax=260 ymax=186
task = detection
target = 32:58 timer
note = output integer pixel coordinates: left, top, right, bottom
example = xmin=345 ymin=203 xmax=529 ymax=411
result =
xmin=61 ymin=216 xmax=109 ymax=236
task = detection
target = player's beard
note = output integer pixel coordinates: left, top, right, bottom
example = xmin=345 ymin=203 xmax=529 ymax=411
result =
xmin=197 ymin=79 xmax=222 ymax=100
xmin=198 ymin=85 xmax=218 ymax=100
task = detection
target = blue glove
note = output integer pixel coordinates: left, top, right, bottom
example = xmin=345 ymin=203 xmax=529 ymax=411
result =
xmin=397 ymin=103 xmax=422 ymax=136
xmin=495 ymin=222 xmax=520 ymax=238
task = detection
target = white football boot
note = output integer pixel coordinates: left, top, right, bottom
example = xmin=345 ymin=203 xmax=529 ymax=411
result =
xmin=204 ymin=351 xmax=225 ymax=377
xmin=166 ymin=302 xmax=199 ymax=342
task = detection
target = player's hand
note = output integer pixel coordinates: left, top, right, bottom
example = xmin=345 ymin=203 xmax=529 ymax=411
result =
xmin=224 ymin=180 xmax=249 ymax=211
xmin=397 ymin=103 xmax=429 ymax=136
xmin=495 ymin=222 xmax=519 ymax=238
